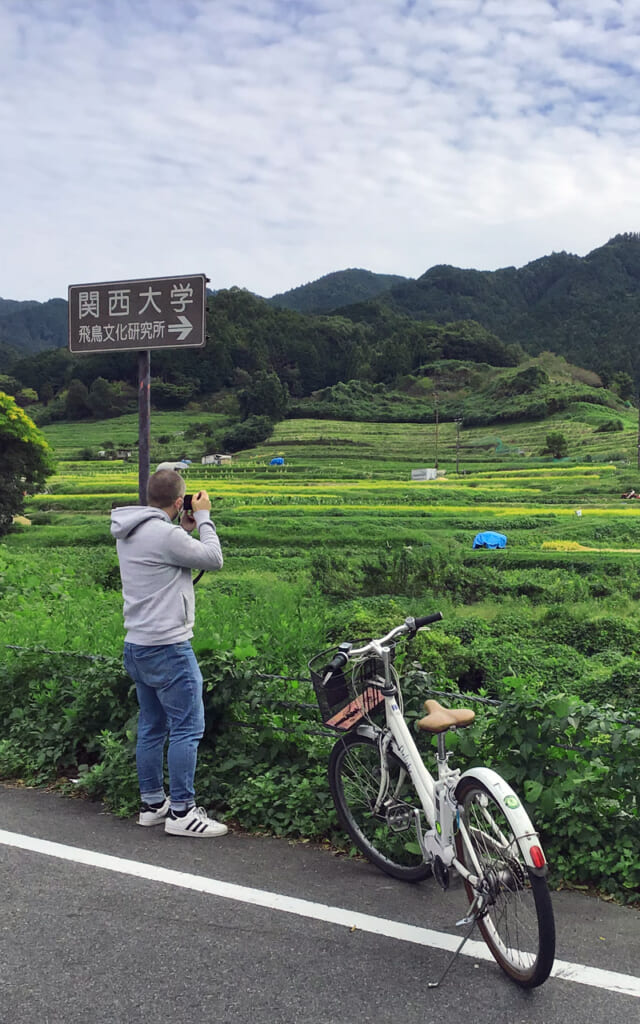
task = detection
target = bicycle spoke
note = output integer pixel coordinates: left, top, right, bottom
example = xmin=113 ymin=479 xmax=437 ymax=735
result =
xmin=455 ymin=775 xmax=555 ymax=986
xmin=329 ymin=733 xmax=431 ymax=882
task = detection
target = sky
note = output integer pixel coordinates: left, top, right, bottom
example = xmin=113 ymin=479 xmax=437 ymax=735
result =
xmin=2 ymin=0 xmax=640 ymax=303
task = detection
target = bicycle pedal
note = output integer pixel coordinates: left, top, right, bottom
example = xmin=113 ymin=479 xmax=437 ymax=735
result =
xmin=385 ymin=803 xmax=413 ymax=832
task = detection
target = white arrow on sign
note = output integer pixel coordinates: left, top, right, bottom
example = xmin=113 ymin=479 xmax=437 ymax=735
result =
xmin=168 ymin=315 xmax=193 ymax=341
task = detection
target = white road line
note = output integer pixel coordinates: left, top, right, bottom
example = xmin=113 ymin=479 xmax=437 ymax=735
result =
xmin=1 ymin=828 xmax=638 ymax=999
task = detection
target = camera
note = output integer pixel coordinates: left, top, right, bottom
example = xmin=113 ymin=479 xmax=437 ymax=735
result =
xmin=183 ymin=494 xmax=193 ymax=512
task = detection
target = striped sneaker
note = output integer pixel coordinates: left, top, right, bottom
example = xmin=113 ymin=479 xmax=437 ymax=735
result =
xmin=138 ymin=796 xmax=170 ymax=826
xmin=164 ymin=805 xmax=229 ymax=838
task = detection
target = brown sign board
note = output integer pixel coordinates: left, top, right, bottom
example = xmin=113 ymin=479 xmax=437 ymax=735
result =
xmin=68 ymin=274 xmax=207 ymax=354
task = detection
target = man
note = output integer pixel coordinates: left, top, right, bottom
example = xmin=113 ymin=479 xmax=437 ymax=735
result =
xmin=110 ymin=469 xmax=227 ymax=838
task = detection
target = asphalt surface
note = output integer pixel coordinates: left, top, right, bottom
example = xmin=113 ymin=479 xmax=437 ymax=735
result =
xmin=0 ymin=783 xmax=638 ymax=1024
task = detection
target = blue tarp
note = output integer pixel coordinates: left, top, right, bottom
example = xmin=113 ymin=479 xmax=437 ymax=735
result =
xmin=473 ymin=531 xmax=507 ymax=549
xmin=270 ymin=457 xmax=284 ymax=465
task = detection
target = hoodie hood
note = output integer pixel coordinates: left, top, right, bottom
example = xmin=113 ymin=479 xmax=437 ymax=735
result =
xmin=110 ymin=505 xmax=169 ymax=540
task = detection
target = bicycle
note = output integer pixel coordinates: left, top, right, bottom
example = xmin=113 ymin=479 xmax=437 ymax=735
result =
xmin=309 ymin=613 xmax=556 ymax=989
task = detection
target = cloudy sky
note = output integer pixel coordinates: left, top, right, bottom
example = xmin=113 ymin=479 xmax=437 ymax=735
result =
xmin=2 ymin=0 xmax=640 ymax=302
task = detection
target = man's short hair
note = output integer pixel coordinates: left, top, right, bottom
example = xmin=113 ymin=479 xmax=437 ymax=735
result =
xmin=147 ymin=469 xmax=186 ymax=508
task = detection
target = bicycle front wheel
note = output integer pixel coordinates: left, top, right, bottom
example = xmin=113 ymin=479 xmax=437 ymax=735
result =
xmin=328 ymin=732 xmax=431 ymax=882
xmin=455 ymin=775 xmax=555 ymax=988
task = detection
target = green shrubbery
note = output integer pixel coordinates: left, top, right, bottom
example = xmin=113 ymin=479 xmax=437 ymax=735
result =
xmin=439 ymin=678 xmax=640 ymax=902
xmin=2 ymin=632 xmax=637 ymax=902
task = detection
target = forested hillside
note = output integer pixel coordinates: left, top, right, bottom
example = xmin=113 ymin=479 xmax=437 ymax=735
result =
xmin=268 ymin=268 xmax=408 ymax=313
xmin=7 ymin=288 xmax=523 ymax=413
xmin=4 ymin=233 xmax=640 ymax=385
xmin=373 ymin=233 xmax=640 ymax=380
xmin=0 ymin=297 xmax=67 ymax=361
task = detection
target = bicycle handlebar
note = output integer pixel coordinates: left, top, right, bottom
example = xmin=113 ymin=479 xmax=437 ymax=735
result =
xmin=324 ymin=647 xmax=351 ymax=674
xmin=325 ymin=613 xmax=443 ymax=668
xmin=413 ymin=612 xmax=444 ymax=629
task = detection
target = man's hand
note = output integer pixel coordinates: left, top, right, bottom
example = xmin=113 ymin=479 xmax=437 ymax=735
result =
xmin=180 ymin=490 xmax=210 ymax=533
xmin=191 ymin=490 xmax=211 ymax=513
xmin=180 ymin=512 xmax=197 ymax=533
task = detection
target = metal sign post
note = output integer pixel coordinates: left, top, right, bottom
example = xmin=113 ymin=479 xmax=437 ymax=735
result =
xmin=68 ymin=274 xmax=207 ymax=503
xmin=138 ymin=351 xmax=151 ymax=505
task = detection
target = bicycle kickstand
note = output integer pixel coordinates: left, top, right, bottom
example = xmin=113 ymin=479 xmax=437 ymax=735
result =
xmin=427 ymin=901 xmax=483 ymax=989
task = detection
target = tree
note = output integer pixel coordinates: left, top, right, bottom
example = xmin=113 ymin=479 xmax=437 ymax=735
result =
xmin=237 ymin=370 xmax=289 ymax=420
xmin=222 ymin=415 xmax=273 ymax=452
xmin=0 ymin=391 xmax=56 ymax=536
xmin=65 ymin=378 xmax=92 ymax=419
xmin=612 ymin=371 xmax=634 ymax=401
xmin=88 ymin=376 xmax=121 ymax=418
xmin=39 ymin=381 xmax=54 ymax=406
xmin=15 ymin=387 xmax=39 ymax=407
xmin=543 ymin=431 xmax=568 ymax=458
xmin=150 ymin=377 xmax=198 ymax=410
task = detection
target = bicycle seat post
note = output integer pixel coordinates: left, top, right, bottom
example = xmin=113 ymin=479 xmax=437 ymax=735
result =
xmin=436 ymin=732 xmax=449 ymax=774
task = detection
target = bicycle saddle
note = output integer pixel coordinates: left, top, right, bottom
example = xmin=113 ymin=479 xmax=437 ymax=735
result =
xmin=417 ymin=699 xmax=475 ymax=733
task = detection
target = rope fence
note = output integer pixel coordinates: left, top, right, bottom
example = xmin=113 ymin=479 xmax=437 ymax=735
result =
xmin=5 ymin=644 xmax=639 ymax=750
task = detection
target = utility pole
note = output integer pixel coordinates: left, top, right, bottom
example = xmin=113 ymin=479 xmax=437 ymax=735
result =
xmin=637 ymin=382 xmax=640 ymax=471
xmin=455 ymin=416 xmax=462 ymax=475
xmin=434 ymin=389 xmax=439 ymax=469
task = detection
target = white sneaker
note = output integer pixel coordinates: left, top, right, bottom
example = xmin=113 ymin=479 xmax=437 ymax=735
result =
xmin=138 ymin=797 xmax=170 ymax=826
xmin=165 ymin=806 xmax=229 ymax=838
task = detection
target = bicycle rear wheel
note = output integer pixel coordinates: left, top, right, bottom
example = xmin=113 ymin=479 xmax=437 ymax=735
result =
xmin=328 ymin=731 xmax=431 ymax=882
xmin=455 ymin=775 xmax=555 ymax=987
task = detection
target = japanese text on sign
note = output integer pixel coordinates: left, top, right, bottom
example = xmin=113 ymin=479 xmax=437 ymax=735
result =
xmin=68 ymin=275 xmax=206 ymax=353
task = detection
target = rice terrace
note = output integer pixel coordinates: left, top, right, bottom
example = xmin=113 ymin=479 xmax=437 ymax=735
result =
xmin=1 ymin=400 xmax=639 ymax=908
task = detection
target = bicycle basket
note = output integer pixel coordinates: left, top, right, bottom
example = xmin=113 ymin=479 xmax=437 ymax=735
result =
xmin=309 ymin=644 xmax=391 ymax=731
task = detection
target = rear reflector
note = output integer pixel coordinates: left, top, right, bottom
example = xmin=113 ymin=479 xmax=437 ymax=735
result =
xmin=530 ymin=845 xmax=546 ymax=868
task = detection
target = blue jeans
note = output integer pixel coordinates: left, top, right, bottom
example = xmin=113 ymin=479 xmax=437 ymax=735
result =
xmin=124 ymin=641 xmax=205 ymax=811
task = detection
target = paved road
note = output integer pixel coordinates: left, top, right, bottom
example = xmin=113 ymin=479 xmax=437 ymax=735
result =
xmin=0 ymin=784 xmax=638 ymax=1024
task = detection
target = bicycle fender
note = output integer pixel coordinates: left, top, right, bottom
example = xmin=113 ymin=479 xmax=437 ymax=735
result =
xmin=457 ymin=766 xmax=549 ymax=875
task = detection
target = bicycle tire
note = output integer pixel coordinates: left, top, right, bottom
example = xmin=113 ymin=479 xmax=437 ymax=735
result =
xmin=328 ymin=731 xmax=431 ymax=882
xmin=455 ymin=775 xmax=556 ymax=988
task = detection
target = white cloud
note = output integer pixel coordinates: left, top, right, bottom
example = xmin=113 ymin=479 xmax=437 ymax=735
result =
xmin=1 ymin=0 xmax=640 ymax=301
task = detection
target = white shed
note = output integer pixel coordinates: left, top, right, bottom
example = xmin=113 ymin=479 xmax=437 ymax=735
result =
xmin=201 ymin=454 xmax=232 ymax=465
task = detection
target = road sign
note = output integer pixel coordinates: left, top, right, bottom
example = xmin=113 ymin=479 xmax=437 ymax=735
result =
xmin=68 ymin=274 xmax=207 ymax=354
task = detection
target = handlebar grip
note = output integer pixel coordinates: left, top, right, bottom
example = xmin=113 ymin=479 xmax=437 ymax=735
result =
xmin=414 ymin=612 xmax=443 ymax=628
xmin=325 ymin=651 xmax=349 ymax=675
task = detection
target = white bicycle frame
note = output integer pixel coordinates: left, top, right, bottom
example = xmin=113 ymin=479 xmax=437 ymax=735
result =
xmin=351 ymin=637 xmax=547 ymax=886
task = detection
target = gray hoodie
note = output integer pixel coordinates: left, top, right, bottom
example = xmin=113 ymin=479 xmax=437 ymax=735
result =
xmin=110 ymin=505 xmax=223 ymax=645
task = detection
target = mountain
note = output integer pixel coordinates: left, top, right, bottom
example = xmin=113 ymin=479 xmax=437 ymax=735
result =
xmin=376 ymin=234 xmax=640 ymax=379
xmin=268 ymin=268 xmax=409 ymax=313
xmin=9 ymin=287 xmax=519 ymax=414
xmin=4 ymin=234 xmax=640 ymax=382
xmin=0 ymin=297 xmax=67 ymax=357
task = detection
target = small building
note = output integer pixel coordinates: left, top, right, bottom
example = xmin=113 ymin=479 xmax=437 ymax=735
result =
xmin=411 ymin=468 xmax=437 ymax=481
xmin=201 ymin=454 xmax=232 ymax=465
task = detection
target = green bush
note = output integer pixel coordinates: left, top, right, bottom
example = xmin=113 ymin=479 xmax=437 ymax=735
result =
xmin=222 ymin=415 xmax=273 ymax=452
xmin=595 ymin=419 xmax=624 ymax=432
xmin=440 ymin=680 xmax=639 ymax=902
